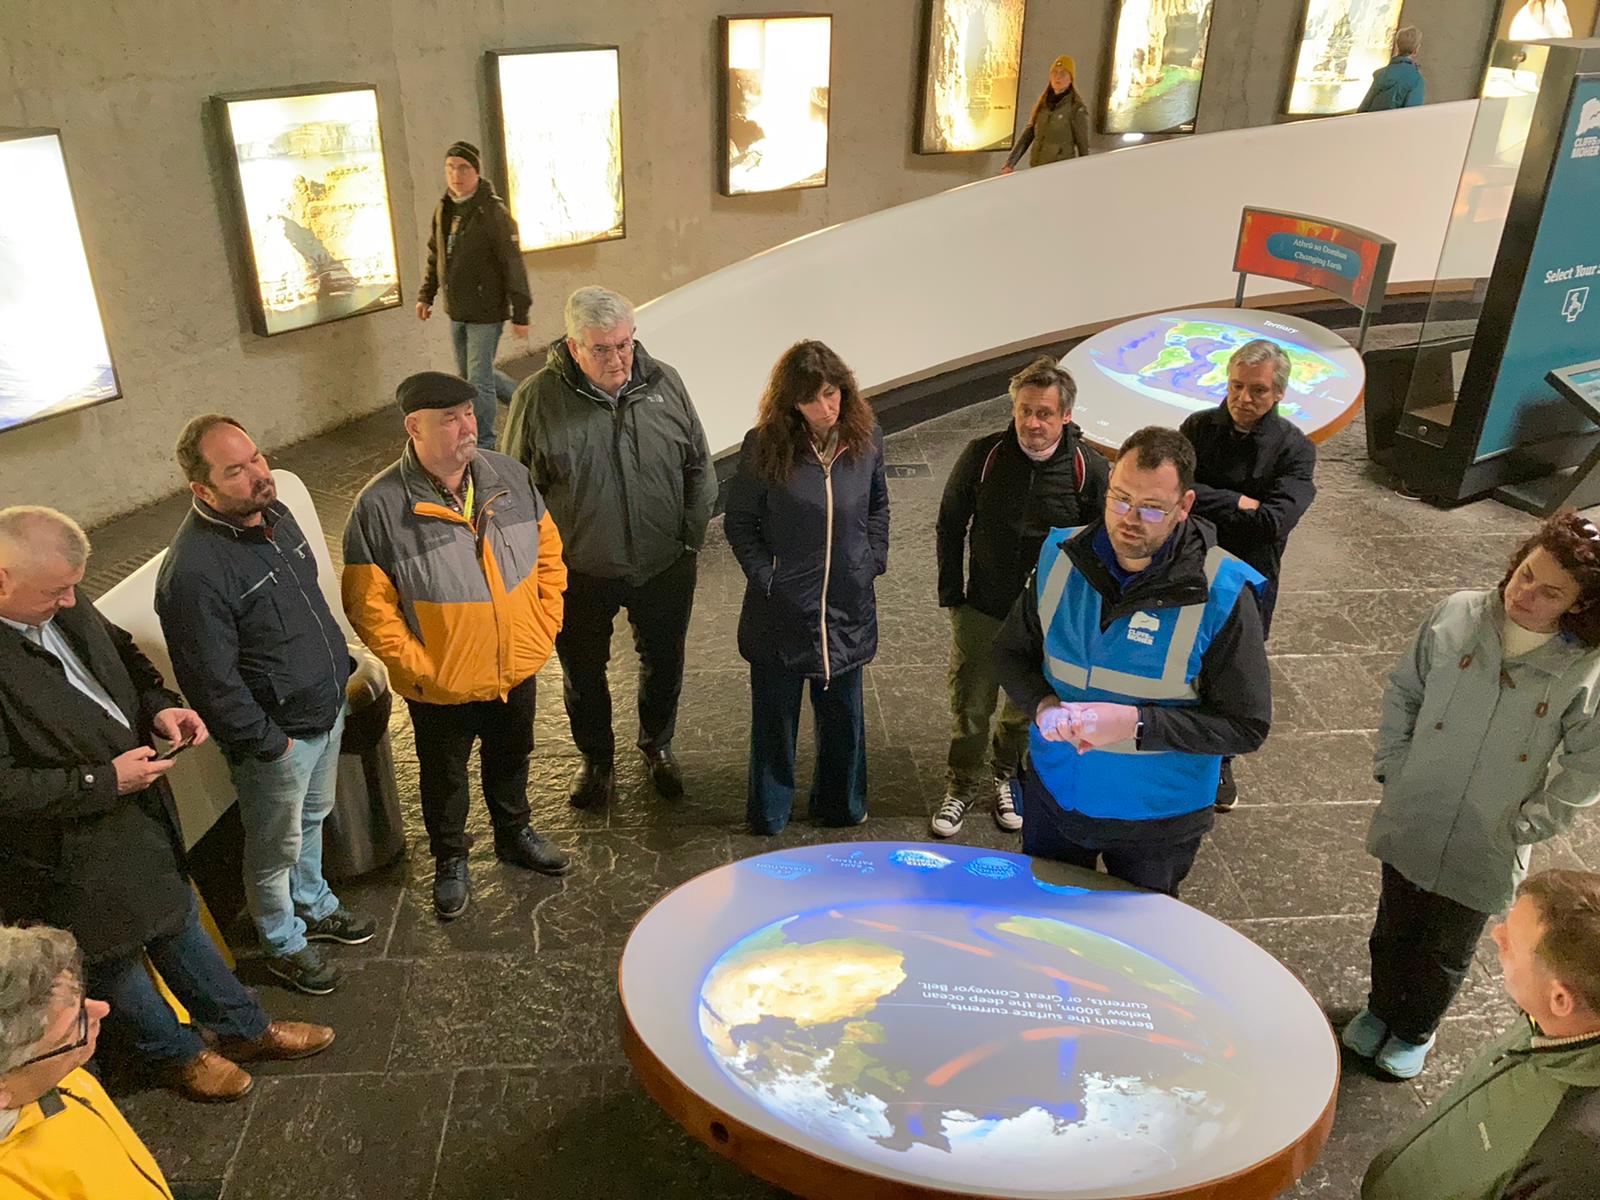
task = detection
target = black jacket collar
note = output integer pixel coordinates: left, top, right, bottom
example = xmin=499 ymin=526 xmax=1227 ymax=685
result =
xmin=1199 ymin=401 xmax=1283 ymax=442
xmin=547 ymin=337 xmax=663 ymax=402
xmin=189 ymin=496 xmax=287 ymax=542
xmin=1064 ymin=516 xmax=1215 ymax=616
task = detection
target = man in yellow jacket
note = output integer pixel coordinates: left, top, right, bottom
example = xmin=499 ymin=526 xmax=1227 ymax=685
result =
xmin=343 ymin=372 xmax=572 ymax=920
xmin=0 ymin=925 xmax=172 ymax=1198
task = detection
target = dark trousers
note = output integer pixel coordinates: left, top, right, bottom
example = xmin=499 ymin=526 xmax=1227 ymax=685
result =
xmin=748 ymin=663 xmax=867 ymax=835
xmin=1019 ymin=770 xmax=1206 ymax=897
xmin=406 ymin=674 xmax=537 ymax=859
xmin=1367 ymin=861 xmax=1492 ymax=1044
xmin=87 ymin=893 xmax=269 ymax=1067
xmin=555 ymin=551 xmax=697 ymax=762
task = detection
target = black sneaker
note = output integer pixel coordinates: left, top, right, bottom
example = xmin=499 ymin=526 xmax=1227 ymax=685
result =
xmin=642 ymin=746 xmax=684 ymax=799
xmin=266 ymin=946 xmax=342 ymax=996
xmin=304 ymin=906 xmax=377 ymax=946
xmin=433 ymin=855 xmax=471 ymax=921
xmin=568 ymin=757 xmax=614 ymax=809
xmin=1215 ymin=759 xmax=1239 ymax=812
xmin=494 ymin=826 xmax=572 ymax=876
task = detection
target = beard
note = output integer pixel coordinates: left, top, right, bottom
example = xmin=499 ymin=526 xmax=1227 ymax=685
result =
xmin=213 ymin=478 xmax=277 ymax=519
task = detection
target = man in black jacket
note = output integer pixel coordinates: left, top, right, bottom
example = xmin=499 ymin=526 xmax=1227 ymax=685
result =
xmin=155 ymin=416 xmax=373 ymax=997
xmin=1179 ymin=339 xmax=1316 ymax=810
xmin=932 ymin=357 xmax=1107 ymax=837
xmin=0 ymin=506 xmax=333 ymax=1102
xmin=416 ymin=140 xmax=533 ymax=451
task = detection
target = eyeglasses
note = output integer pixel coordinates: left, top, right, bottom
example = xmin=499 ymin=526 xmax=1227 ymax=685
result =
xmin=584 ymin=338 xmax=634 ymax=361
xmin=11 ymin=997 xmax=88 ymax=1071
xmin=1574 ymin=516 xmax=1600 ymax=542
xmin=1108 ymin=495 xmax=1174 ymax=525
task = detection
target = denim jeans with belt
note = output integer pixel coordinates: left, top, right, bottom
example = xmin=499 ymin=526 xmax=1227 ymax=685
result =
xmin=227 ymin=705 xmax=346 ymax=957
xmin=450 ymin=320 xmax=518 ymax=450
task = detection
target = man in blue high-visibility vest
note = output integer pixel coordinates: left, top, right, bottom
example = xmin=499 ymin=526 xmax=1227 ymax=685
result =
xmin=993 ymin=426 xmax=1272 ymax=896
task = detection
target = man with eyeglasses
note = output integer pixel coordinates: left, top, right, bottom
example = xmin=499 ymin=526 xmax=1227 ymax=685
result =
xmin=993 ymin=427 xmax=1272 ymax=896
xmin=1180 ymin=339 xmax=1316 ymax=811
xmin=0 ymin=925 xmax=174 ymax=1196
xmin=502 ymin=286 xmax=714 ymax=810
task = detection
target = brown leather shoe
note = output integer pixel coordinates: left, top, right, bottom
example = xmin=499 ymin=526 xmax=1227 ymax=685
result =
xmin=217 ymin=1020 xmax=335 ymax=1063
xmin=171 ymin=1050 xmax=254 ymax=1103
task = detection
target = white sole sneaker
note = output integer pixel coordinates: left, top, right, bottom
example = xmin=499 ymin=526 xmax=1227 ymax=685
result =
xmin=930 ymin=794 xmax=970 ymax=838
xmin=993 ymin=777 xmax=1022 ymax=832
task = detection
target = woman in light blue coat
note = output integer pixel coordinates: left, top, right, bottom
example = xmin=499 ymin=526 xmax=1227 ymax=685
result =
xmin=1344 ymin=512 xmax=1600 ymax=1080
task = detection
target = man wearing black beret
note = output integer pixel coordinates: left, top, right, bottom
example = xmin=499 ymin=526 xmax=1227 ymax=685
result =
xmin=342 ymin=372 xmax=572 ymax=920
xmin=416 ymin=140 xmax=533 ymax=453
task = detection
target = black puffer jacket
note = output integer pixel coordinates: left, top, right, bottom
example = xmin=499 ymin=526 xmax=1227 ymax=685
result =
xmin=418 ymin=181 xmax=532 ymax=325
xmin=0 ymin=601 xmax=190 ymax=965
xmin=937 ymin=422 xmax=1108 ymax=621
xmin=726 ymin=425 xmax=890 ymax=681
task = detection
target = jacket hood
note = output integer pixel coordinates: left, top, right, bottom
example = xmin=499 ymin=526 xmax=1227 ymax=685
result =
xmin=1460 ymin=589 xmax=1592 ymax=677
xmin=1519 ymin=1023 xmax=1600 ymax=1088
xmin=545 ymin=337 xmax=664 ymax=395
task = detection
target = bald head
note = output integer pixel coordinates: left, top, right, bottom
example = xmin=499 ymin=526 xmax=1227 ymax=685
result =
xmin=0 ymin=507 xmax=90 ymax=627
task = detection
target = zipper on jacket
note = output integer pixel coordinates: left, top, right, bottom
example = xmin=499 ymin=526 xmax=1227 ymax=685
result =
xmin=819 ymin=456 xmax=835 ymax=689
xmin=269 ymin=535 xmax=343 ymax=705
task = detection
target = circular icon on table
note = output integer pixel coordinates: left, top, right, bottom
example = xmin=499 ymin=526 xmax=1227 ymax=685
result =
xmin=888 ymin=848 xmax=953 ymax=872
xmin=966 ymin=856 xmax=1020 ymax=881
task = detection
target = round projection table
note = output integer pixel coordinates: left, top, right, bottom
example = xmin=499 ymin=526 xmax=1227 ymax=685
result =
xmin=1061 ymin=307 xmax=1366 ymax=455
xmin=619 ymin=841 xmax=1338 ymax=1199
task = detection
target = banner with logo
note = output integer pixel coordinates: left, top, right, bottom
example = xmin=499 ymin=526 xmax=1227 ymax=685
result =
xmin=1232 ymin=207 xmax=1394 ymax=311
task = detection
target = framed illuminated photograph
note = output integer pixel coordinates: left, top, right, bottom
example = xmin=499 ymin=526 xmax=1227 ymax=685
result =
xmin=485 ymin=45 xmax=626 ymax=251
xmin=1100 ymin=0 xmax=1216 ymax=135
xmin=719 ymin=14 xmax=833 ymax=196
xmin=915 ymin=0 xmax=1028 ymax=154
xmin=1482 ymin=0 xmax=1600 ymax=96
xmin=0 ymin=128 xmax=120 ymax=435
xmin=1283 ymin=0 xmax=1407 ymax=116
xmin=213 ymin=83 xmax=402 ymax=337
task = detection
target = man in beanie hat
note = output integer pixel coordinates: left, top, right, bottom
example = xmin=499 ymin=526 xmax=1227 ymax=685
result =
xmin=416 ymin=140 xmax=533 ymax=452
xmin=342 ymin=372 xmax=571 ymax=920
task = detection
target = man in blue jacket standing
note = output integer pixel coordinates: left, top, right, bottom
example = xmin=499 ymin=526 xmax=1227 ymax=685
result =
xmin=1357 ymin=27 xmax=1425 ymax=112
xmin=993 ymin=427 xmax=1272 ymax=896
xmin=156 ymin=415 xmax=374 ymax=996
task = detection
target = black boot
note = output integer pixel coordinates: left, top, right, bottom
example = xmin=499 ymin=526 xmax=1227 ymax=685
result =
xmin=1214 ymin=758 xmax=1239 ymax=812
xmin=641 ymin=746 xmax=684 ymax=799
xmin=569 ymin=756 xmax=614 ymax=810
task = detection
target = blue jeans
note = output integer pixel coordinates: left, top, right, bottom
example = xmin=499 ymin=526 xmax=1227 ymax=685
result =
xmin=450 ymin=320 xmax=518 ymax=449
xmin=228 ymin=707 xmax=345 ymax=956
xmin=747 ymin=663 xmax=867 ymax=835
xmin=87 ymin=893 xmax=269 ymax=1066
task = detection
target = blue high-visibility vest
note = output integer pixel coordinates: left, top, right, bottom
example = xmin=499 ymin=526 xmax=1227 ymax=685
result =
xmin=1030 ymin=527 xmax=1265 ymax=821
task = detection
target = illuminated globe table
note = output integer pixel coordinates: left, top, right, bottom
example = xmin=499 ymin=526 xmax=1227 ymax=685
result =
xmin=620 ymin=842 xmax=1338 ymax=1199
xmin=1061 ymin=307 xmax=1366 ymax=455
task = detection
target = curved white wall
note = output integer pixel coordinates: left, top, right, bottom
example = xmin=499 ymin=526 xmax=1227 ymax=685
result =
xmin=638 ymin=102 xmax=1488 ymax=459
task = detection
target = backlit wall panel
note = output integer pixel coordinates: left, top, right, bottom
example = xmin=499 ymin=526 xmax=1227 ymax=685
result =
xmin=720 ymin=15 xmax=833 ymax=196
xmin=1285 ymin=0 xmax=1407 ymax=116
xmin=916 ymin=0 xmax=1027 ymax=153
xmin=1102 ymin=0 xmax=1217 ymax=135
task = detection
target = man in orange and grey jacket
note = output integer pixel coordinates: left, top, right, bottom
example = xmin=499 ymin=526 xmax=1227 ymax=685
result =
xmin=342 ymin=372 xmax=571 ymax=921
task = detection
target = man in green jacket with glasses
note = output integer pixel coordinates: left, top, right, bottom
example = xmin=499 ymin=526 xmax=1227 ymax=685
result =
xmin=1364 ymin=868 xmax=1600 ymax=1199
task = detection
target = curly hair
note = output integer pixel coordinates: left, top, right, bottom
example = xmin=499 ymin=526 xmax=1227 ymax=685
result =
xmin=751 ymin=341 xmax=876 ymax=485
xmin=1498 ymin=511 xmax=1600 ymax=646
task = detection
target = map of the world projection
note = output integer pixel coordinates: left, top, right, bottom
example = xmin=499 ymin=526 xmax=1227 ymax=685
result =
xmin=1065 ymin=307 xmax=1365 ymax=450
xmin=622 ymin=842 xmax=1337 ymax=1198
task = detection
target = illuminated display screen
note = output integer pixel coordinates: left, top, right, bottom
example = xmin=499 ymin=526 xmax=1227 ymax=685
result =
xmin=622 ymin=842 xmax=1337 ymax=1198
xmin=1505 ymin=0 xmax=1593 ymax=39
xmin=489 ymin=46 xmax=625 ymax=251
xmin=215 ymin=85 xmax=401 ymax=336
xmin=1066 ymin=307 xmax=1365 ymax=450
xmin=1102 ymin=0 xmax=1216 ymax=135
xmin=1284 ymin=0 xmax=1406 ymax=116
xmin=0 ymin=130 xmax=119 ymax=434
xmin=916 ymin=0 xmax=1027 ymax=154
xmin=720 ymin=15 xmax=832 ymax=196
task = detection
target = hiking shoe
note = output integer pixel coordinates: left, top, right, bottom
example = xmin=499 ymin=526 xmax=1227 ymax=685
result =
xmin=994 ymin=776 xmax=1023 ymax=832
xmin=642 ymin=746 xmax=685 ymax=799
xmin=930 ymin=792 xmax=971 ymax=838
xmin=304 ymin=906 xmax=377 ymax=946
xmin=569 ymin=757 xmax=615 ymax=810
xmin=266 ymin=946 xmax=342 ymax=996
xmin=1340 ymin=1008 xmax=1388 ymax=1059
xmin=433 ymin=855 xmax=471 ymax=920
xmin=494 ymin=826 xmax=572 ymax=876
xmin=1215 ymin=759 xmax=1239 ymax=812
xmin=1376 ymin=1032 xmax=1436 ymax=1079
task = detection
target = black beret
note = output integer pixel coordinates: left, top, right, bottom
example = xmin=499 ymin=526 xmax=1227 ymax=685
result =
xmin=445 ymin=140 xmax=481 ymax=172
xmin=396 ymin=371 xmax=477 ymax=414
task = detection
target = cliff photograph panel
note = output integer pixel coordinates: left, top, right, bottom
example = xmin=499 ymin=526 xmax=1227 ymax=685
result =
xmin=1284 ymin=0 xmax=1406 ymax=116
xmin=215 ymin=85 xmax=402 ymax=336
xmin=1102 ymin=0 xmax=1217 ymax=135
xmin=720 ymin=15 xmax=833 ymax=196
xmin=916 ymin=0 xmax=1027 ymax=154
xmin=0 ymin=129 xmax=120 ymax=434
xmin=489 ymin=46 xmax=625 ymax=251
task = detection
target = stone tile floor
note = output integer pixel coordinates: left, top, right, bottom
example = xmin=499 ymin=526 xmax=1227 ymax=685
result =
xmin=84 ymin=395 xmax=1591 ymax=1199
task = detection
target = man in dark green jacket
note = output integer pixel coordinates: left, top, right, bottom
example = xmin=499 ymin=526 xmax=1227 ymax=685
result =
xmin=501 ymin=286 xmax=714 ymax=809
xmin=1363 ymin=868 xmax=1600 ymax=1200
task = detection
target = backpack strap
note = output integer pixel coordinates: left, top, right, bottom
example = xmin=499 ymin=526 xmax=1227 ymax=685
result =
xmin=1074 ymin=446 xmax=1085 ymax=492
xmin=977 ymin=440 xmax=1003 ymax=487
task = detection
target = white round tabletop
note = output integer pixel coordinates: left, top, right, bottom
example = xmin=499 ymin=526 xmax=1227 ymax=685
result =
xmin=1061 ymin=307 xmax=1366 ymax=454
xmin=620 ymin=841 xmax=1339 ymax=1200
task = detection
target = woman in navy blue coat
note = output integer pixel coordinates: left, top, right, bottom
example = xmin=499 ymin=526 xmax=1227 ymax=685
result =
xmin=725 ymin=341 xmax=890 ymax=835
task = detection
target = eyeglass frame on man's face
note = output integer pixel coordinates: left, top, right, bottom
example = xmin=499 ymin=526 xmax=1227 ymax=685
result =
xmin=8 ymin=996 xmax=88 ymax=1073
xmin=1107 ymin=493 xmax=1175 ymax=525
xmin=582 ymin=337 xmax=635 ymax=362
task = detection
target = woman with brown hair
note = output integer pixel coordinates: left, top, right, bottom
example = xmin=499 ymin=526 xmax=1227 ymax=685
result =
xmin=1000 ymin=55 xmax=1090 ymax=174
xmin=1345 ymin=511 xmax=1600 ymax=1080
xmin=724 ymin=341 xmax=890 ymax=835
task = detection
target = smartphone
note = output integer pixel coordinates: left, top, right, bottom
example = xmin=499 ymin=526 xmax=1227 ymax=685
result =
xmin=158 ymin=737 xmax=196 ymax=760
